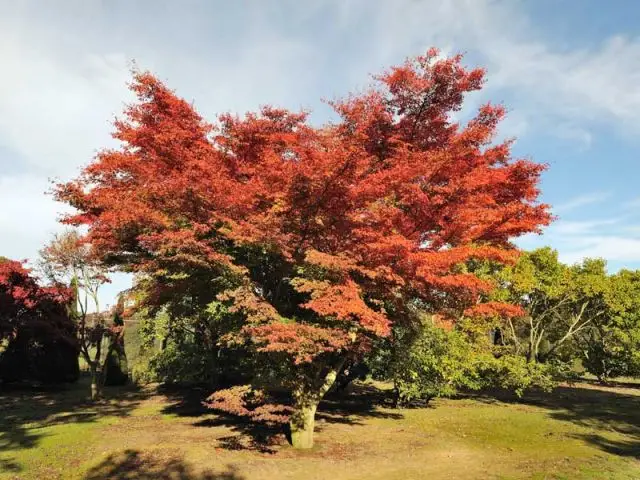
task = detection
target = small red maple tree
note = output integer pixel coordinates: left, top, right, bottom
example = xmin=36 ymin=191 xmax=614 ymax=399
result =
xmin=0 ymin=258 xmax=74 ymax=352
xmin=56 ymin=49 xmax=551 ymax=448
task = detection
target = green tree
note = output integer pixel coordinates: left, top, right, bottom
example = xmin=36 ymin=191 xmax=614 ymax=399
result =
xmin=390 ymin=316 xmax=479 ymax=405
xmin=496 ymin=248 xmax=608 ymax=364
xmin=386 ymin=311 xmax=556 ymax=406
xmin=578 ymin=269 xmax=640 ymax=382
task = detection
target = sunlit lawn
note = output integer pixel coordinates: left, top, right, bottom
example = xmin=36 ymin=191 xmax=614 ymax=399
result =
xmin=1 ymin=377 xmax=639 ymax=479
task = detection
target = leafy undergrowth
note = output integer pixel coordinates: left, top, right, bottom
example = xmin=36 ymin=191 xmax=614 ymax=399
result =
xmin=1 ymin=378 xmax=638 ymax=479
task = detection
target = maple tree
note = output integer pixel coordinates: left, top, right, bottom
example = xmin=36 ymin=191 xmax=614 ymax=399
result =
xmin=0 ymin=258 xmax=78 ymax=382
xmin=56 ymin=49 xmax=551 ymax=447
xmin=0 ymin=258 xmax=72 ymax=342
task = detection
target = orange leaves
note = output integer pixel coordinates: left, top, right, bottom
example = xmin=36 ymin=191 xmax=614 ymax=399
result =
xmin=218 ymin=286 xmax=281 ymax=325
xmin=414 ymin=245 xmax=519 ymax=278
xmin=464 ymin=301 xmax=525 ymax=320
xmin=246 ymin=322 xmax=351 ymax=364
xmin=205 ymin=385 xmax=291 ymax=425
xmin=54 ymin=50 xmax=552 ymax=370
xmin=304 ymin=250 xmax=358 ymax=274
xmin=294 ymin=278 xmax=390 ymax=337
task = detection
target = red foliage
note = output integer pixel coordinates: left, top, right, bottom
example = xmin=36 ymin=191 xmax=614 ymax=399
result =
xmin=0 ymin=259 xmax=72 ymax=341
xmin=247 ymin=322 xmax=352 ymax=365
xmin=56 ymin=51 xmax=550 ymax=367
xmin=205 ymin=385 xmax=292 ymax=425
xmin=464 ymin=301 xmax=526 ymax=319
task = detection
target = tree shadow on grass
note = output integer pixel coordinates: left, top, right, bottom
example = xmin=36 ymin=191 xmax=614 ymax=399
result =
xmin=0 ymin=458 xmax=20 ymax=473
xmin=158 ymin=384 xmax=288 ymax=454
xmin=577 ymin=377 xmax=640 ymax=390
xmin=316 ymin=382 xmax=404 ymax=426
xmin=0 ymin=378 xmax=147 ymax=473
xmin=159 ymin=382 xmax=403 ymax=453
xmin=468 ymin=383 xmax=640 ymax=459
xmin=83 ymin=449 xmax=244 ymax=479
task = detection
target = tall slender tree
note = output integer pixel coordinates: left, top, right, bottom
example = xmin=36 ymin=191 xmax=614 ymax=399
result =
xmin=40 ymin=230 xmax=119 ymax=399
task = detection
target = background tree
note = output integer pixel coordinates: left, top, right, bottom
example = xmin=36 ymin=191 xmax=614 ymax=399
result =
xmin=131 ymin=272 xmax=245 ymax=388
xmin=55 ymin=50 xmax=551 ymax=448
xmin=577 ymin=269 xmax=640 ymax=382
xmin=103 ymin=295 xmax=129 ymax=386
xmin=0 ymin=258 xmax=78 ymax=383
xmin=40 ymin=230 xmax=120 ymax=399
xmin=381 ymin=309 xmax=557 ymax=407
xmin=494 ymin=248 xmax=608 ymax=364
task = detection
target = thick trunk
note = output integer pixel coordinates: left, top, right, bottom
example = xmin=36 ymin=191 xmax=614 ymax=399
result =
xmin=290 ymin=402 xmax=318 ymax=449
xmin=289 ymin=362 xmax=343 ymax=449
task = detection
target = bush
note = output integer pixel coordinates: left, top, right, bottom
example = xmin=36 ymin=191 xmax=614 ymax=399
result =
xmin=0 ymin=330 xmax=79 ymax=384
xmin=474 ymin=354 xmax=557 ymax=396
xmin=390 ymin=319 xmax=558 ymax=406
xmin=392 ymin=321 xmax=480 ymax=405
xmin=146 ymin=341 xmax=214 ymax=385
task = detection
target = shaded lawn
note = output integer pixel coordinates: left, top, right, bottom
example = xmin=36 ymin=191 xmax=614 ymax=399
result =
xmin=1 ymin=378 xmax=639 ymax=480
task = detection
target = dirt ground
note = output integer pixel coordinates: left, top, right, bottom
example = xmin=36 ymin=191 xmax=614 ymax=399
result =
xmin=1 ymin=379 xmax=639 ymax=479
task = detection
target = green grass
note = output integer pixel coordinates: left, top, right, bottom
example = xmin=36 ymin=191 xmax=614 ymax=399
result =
xmin=1 ymin=378 xmax=638 ymax=479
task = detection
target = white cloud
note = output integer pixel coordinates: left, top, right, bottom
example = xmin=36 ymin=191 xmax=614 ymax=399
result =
xmin=0 ymin=175 xmax=65 ymax=260
xmin=559 ymin=236 xmax=640 ymax=265
xmin=2 ymin=0 xmax=640 ymax=306
xmin=519 ymin=215 xmax=640 ymax=269
xmin=485 ymin=34 xmax=640 ymax=135
xmin=624 ymin=197 xmax=640 ymax=210
xmin=552 ymin=218 xmax=619 ymax=236
xmin=554 ymin=192 xmax=611 ymax=214
xmin=330 ymin=0 xmax=640 ymax=140
xmin=0 ymin=46 xmax=130 ymax=178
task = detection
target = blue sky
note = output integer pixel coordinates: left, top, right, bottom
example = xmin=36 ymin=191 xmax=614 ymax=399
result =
xmin=1 ymin=0 xmax=639 ymax=307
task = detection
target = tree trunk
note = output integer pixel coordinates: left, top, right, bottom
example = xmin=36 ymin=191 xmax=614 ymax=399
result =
xmin=90 ymin=365 xmax=102 ymax=400
xmin=209 ymin=345 xmax=220 ymax=389
xmin=290 ymin=401 xmax=318 ymax=449
xmin=289 ymin=362 xmax=343 ymax=449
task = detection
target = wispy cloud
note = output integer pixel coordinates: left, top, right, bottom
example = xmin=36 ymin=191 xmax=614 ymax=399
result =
xmin=552 ymin=218 xmax=620 ymax=236
xmin=519 ymin=215 xmax=640 ymax=269
xmin=554 ymin=192 xmax=611 ymax=213
xmin=2 ymin=0 xmax=640 ymax=303
xmin=334 ymin=0 xmax=640 ymax=140
xmin=624 ymin=197 xmax=640 ymax=210
xmin=559 ymin=236 xmax=640 ymax=265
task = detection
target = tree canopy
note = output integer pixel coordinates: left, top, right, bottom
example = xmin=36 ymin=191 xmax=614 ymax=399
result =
xmin=55 ymin=50 xmax=551 ymax=447
xmin=0 ymin=258 xmax=78 ymax=383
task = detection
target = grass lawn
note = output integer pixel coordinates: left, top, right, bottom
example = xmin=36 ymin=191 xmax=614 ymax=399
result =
xmin=1 ymin=378 xmax=638 ymax=480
